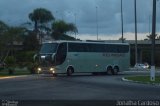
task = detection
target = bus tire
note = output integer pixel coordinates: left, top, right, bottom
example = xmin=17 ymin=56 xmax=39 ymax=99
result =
xmin=67 ymin=67 xmax=74 ymax=76
xmin=107 ymin=66 xmax=113 ymax=75
xmin=113 ymin=66 xmax=119 ymax=75
xmin=53 ymin=74 xmax=57 ymax=77
xmin=92 ymin=72 xmax=98 ymax=76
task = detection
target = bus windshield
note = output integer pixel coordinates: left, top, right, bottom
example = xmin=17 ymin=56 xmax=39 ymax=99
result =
xmin=40 ymin=43 xmax=58 ymax=54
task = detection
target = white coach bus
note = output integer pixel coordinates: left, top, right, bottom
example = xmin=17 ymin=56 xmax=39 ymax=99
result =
xmin=35 ymin=40 xmax=130 ymax=76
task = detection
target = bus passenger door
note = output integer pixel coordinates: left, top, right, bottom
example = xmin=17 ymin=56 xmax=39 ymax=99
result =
xmin=55 ymin=43 xmax=67 ymax=66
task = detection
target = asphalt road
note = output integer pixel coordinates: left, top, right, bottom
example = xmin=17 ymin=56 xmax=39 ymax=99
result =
xmin=0 ymin=71 xmax=160 ymax=100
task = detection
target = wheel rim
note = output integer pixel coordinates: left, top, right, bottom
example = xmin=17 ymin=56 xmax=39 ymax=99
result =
xmin=107 ymin=68 xmax=112 ymax=75
xmin=114 ymin=68 xmax=119 ymax=75
xmin=67 ymin=68 xmax=72 ymax=76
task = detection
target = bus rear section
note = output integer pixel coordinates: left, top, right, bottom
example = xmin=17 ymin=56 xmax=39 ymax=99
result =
xmin=66 ymin=42 xmax=130 ymax=75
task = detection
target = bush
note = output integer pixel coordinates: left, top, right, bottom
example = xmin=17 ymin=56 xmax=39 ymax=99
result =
xmin=15 ymin=51 xmax=36 ymax=62
xmin=0 ymin=67 xmax=4 ymax=71
xmin=4 ymin=51 xmax=37 ymax=73
xmin=4 ymin=56 xmax=16 ymax=75
xmin=8 ymin=67 xmax=15 ymax=75
xmin=27 ymin=62 xmax=38 ymax=74
xmin=15 ymin=51 xmax=36 ymax=68
xmin=5 ymin=56 xmax=16 ymax=66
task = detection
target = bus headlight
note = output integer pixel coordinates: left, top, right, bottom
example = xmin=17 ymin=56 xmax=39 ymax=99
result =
xmin=50 ymin=68 xmax=55 ymax=73
xmin=52 ymin=70 xmax=55 ymax=74
xmin=37 ymin=67 xmax=41 ymax=71
xmin=50 ymin=68 xmax=54 ymax=71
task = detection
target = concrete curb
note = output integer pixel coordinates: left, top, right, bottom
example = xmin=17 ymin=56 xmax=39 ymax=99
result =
xmin=0 ymin=75 xmax=31 ymax=79
xmin=122 ymin=77 xmax=160 ymax=86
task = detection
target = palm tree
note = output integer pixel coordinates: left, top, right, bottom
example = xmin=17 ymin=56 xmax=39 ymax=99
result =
xmin=51 ymin=20 xmax=78 ymax=40
xmin=28 ymin=8 xmax=54 ymax=32
xmin=156 ymin=35 xmax=160 ymax=40
xmin=67 ymin=23 xmax=78 ymax=34
xmin=119 ymin=37 xmax=126 ymax=41
xmin=146 ymin=34 xmax=158 ymax=40
xmin=29 ymin=8 xmax=55 ymax=43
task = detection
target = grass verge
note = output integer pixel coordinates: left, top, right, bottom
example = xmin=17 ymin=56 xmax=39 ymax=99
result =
xmin=0 ymin=68 xmax=30 ymax=77
xmin=125 ymin=76 xmax=160 ymax=84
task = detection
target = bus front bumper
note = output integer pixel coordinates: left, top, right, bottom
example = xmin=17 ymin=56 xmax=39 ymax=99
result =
xmin=37 ymin=67 xmax=56 ymax=74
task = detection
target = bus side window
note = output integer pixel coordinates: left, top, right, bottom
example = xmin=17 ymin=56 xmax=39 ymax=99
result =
xmin=55 ymin=43 xmax=67 ymax=65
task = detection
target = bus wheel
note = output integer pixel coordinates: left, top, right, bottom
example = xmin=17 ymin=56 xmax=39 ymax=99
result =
xmin=107 ymin=67 xmax=113 ymax=75
xmin=67 ymin=67 xmax=73 ymax=76
xmin=53 ymin=74 xmax=57 ymax=77
xmin=113 ymin=67 xmax=119 ymax=75
xmin=92 ymin=72 xmax=98 ymax=76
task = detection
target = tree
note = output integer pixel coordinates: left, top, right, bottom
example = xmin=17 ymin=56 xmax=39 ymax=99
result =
xmin=146 ymin=34 xmax=159 ymax=40
xmin=23 ymin=31 xmax=39 ymax=51
xmin=156 ymin=35 xmax=160 ymax=40
xmin=1 ymin=27 xmax=26 ymax=61
xmin=0 ymin=21 xmax=9 ymax=50
xmin=28 ymin=8 xmax=55 ymax=43
xmin=51 ymin=20 xmax=78 ymax=40
xmin=119 ymin=37 xmax=126 ymax=41
xmin=0 ymin=21 xmax=9 ymax=48
xmin=4 ymin=27 xmax=26 ymax=46
xmin=0 ymin=21 xmax=9 ymax=61
xmin=28 ymin=8 xmax=54 ymax=32
xmin=67 ymin=23 xmax=78 ymax=34
xmin=0 ymin=20 xmax=8 ymax=36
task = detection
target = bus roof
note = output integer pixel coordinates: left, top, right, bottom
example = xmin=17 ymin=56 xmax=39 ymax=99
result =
xmin=42 ymin=40 xmax=129 ymax=45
